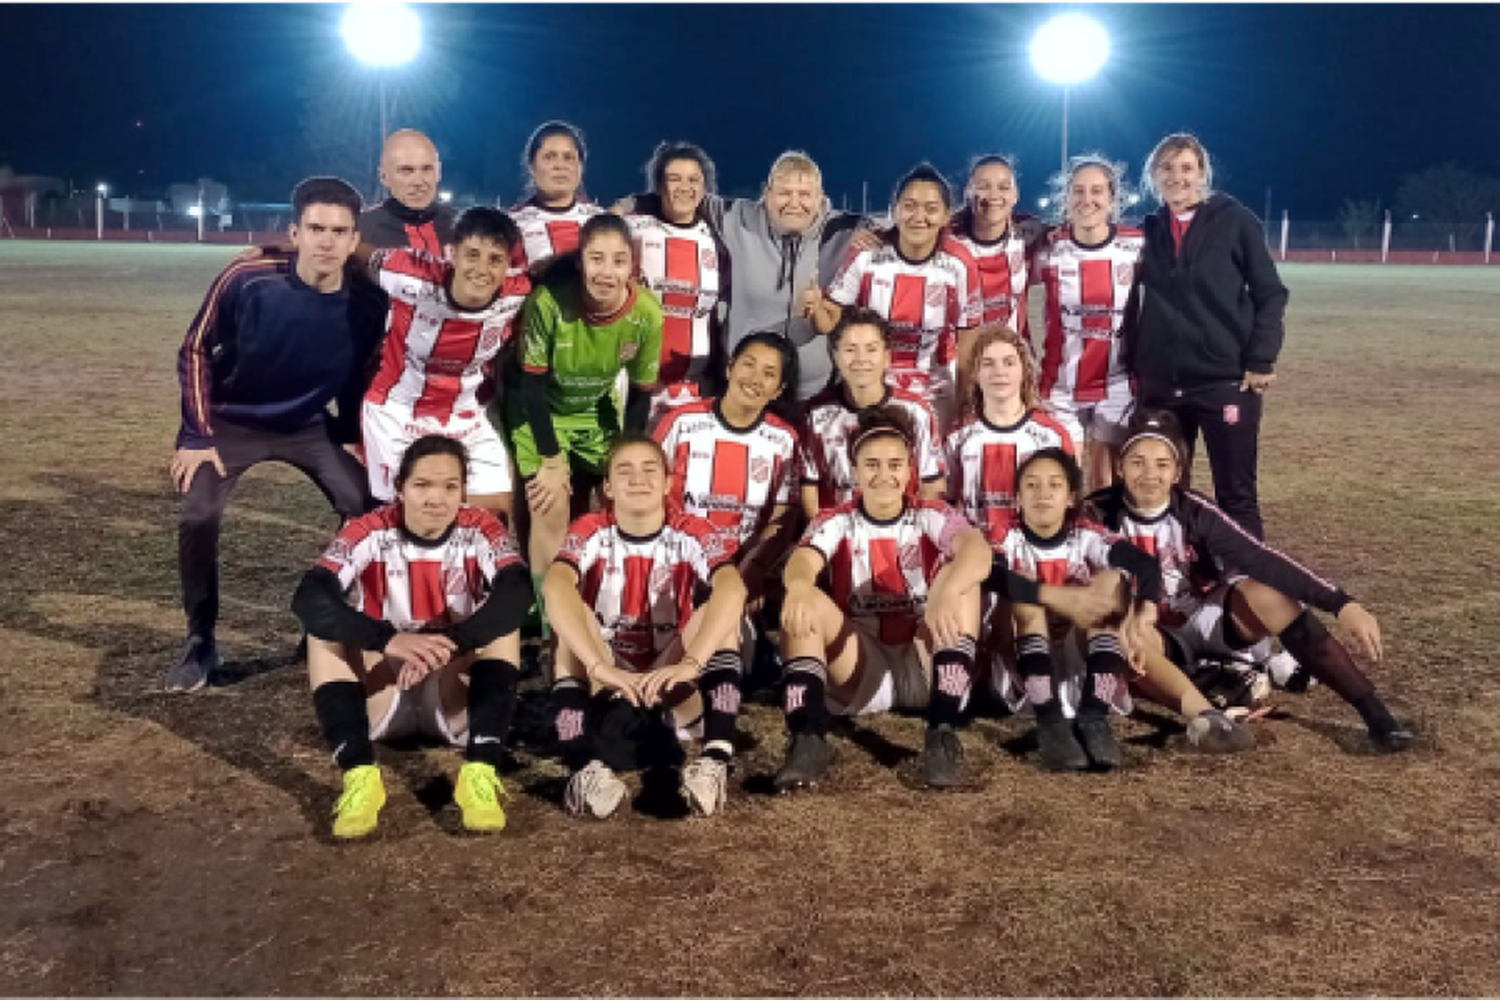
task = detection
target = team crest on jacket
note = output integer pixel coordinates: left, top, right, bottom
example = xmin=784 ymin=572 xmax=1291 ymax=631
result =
xmin=750 ymin=456 xmax=771 ymax=484
xmin=619 ymin=341 xmax=640 ymax=362
xmin=1115 ymin=263 xmax=1135 ymax=286
xmin=1224 ymin=404 xmax=1240 ymax=425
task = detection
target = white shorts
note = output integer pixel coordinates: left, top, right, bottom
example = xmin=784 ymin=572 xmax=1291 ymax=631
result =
xmin=1047 ymin=381 xmax=1135 ymax=448
xmin=1163 ymin=582 xmax=1252 ymax=665
xmin=987 ymin=627 xmax=1134 ymax=720
xmin=828 ymin=626 xmax=935 ymax=717
xmin=369 ymin=672 xmax=465 ymax=746
xmin=362 ymin=399 xmax=514 ymax=502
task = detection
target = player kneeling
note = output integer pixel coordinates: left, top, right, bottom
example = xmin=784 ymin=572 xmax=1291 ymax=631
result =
xmin=774 ymin=406 xmax=995 ymax=791
xmin=1086 ymin=410 xmax=1414 ymax=752
xmin=542 ymin=435 xmax=748 ymax=819
xmin=995 ymin=448 xmax=1168 ymax=770
xmin=292 ymin=436 xmax=532 ymax=838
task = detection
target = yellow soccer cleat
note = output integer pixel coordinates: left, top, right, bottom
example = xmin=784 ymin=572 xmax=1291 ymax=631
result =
xmin=331 ymin=765 xmax=386 ymax=839
xmin=454 ymin=761 xmax=508 ymax=833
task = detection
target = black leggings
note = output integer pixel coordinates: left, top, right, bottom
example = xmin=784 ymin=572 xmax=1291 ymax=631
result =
xmin=1143 ymin=381 xmax=1265 ymax=540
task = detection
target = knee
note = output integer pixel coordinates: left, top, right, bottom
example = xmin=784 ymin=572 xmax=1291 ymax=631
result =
xmin=179 ymin=492 xmax=223 ymax=534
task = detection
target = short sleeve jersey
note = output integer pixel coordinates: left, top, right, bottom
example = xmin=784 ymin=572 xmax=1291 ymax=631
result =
xmin=365 ymin=249 xmax=531 ymax=422
xmin=556 ymin=510 xmax=735 ymax=671
xmin=949 ymin=224 xmax=1032 ymax=332
xmin=520 ymin=274 xmax=663 ymax=419
xmin=800 ymin=498 xmax=970 ymax=645
xmin=944 ymin=408 xmax=1076 ymax=545
xmin=315 ymin=505 xmax=523 ymax=632
xmin=509 ymin=198 xmax=606 ymax=276
xmin=799 ymin=385 xmax=945 ymax=511
xmin=655 ymin=398 xmax=798 ymax=551
xmin=626 ymin=214 xmax=725 ymax=388
xmin=1035 ymin=226 xmax=1143 ymax=403
xmin=825 ymin=235 xmax=982 ymax=395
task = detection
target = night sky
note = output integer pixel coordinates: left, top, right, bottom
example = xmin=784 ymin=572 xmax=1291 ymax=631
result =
xmin=4 ymin=3 xmax=1498 ymax=217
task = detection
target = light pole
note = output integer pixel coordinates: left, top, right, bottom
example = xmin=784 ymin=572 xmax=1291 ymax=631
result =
xmin=1030 ymin=13 xmax=1110 ymax=174
xmin=341 ymin=3 xmax=423 ymax=200
xmin=96 ymin=183 xmax=108 ymax=240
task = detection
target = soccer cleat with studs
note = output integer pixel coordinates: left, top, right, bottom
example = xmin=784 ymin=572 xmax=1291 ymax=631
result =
xmin=331 ymin=765 xmax=387 ymax=839
xmin=454 ymin=761 xmax=509 ymax=832
xmin=564 ymin=760 xmax=628 ymax=819
xmin=772 ymin=732 xmax=837 ymax=792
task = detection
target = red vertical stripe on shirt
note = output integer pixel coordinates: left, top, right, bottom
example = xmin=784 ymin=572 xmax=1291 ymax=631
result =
xmin=415 ymin=315 xmax=483 ymax=421
xmin=408 ymin=560 xmax=446 ymax=623
xmin=708 ymin=440 xmax=749 ymax=531
xmin=980 ymin=441 xmax=1018 ymax=542
xmin=360 ymin=562 xmax=389 ymax=620
xmin=869 ymin=537 xmax=913 ymax=644
xmin=546 ymin=220 xmax=581 ymax=258
xmin=659 ymin=236 xmax=702 ymax=384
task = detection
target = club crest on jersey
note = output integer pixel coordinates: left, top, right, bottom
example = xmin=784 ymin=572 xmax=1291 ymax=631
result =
xmin=1115 ymin=263 xmax=1135 ymax=286
xmin=898 ymin=541 xmax=925 ymax=573
xmin=700 ymin=248 xmax=718 ymax=271
xmin=479 ymin=323 xmax=506 ymax=352
xmin=750 ymin=456 xmax=771 ymax=484
xmin=1008 ymin=251 xmax=1026 ymax=273
xmin=443 ymin=563 xmax=470 ymax=598
xmin=649 ymin=561 xmax=675 ymax=596
xmin=924 ymin=283 xmax=947 ymax=308
xmin=619 ymin=341 xmax=640 ymax=363
xmin=323 ymin=537 xmax=354 ymax=567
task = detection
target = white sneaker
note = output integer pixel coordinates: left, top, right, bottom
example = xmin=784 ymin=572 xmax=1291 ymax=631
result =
xmin=564 ymin=760 xmax=627 ymax=819
xmin=680 ymin=756 xmax=729 ymax=816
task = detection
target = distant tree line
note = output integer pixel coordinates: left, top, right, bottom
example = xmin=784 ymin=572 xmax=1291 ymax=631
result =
xmin=1340 ymin=163 xmax=1500 ymax=248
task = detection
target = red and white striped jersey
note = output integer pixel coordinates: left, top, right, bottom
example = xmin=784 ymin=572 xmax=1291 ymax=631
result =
xmin=996 ymin=520 xmax=1119 ymax=639
xmin=825 ymin=236 xmax=982 ymax=396
xmin=801 ymin=498 xmax=970 ymax=644
xmin=1106 ymin=509 xmax=1215 ymax=628
xmin=655 ymin=399 xmax=797 ymax=551
xmin=949 ymin=225 xmax=1032 ymax=332
xmin=627 ymin=214 xmax=725 ymax=390
xmin=799 ymin=385 xmax=945 ymax=511
xmin=1035 ymin=226 xmax=1142 ymax=403
xmin=556 ymin=509 xmax=735 ymax=671
xmin=509 ymin=198 xmax=605 ymax=276
xmin=945 ymin=408 xmax=1076 ymax=545
xmin=365 ymin=249 xmax=529 ymax=423
xmin=316 ymin=504 xmax=522 ymax=632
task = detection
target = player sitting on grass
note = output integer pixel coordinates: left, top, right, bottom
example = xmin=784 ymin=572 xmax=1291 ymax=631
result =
xmin=774 ymin=405 xmax=999 ymax=791
xmin=542 ymin=435 xmax=748 ymax=819
xmin=654 ymin=331 xmax=801 ymax=616
xmin=1084 ymin=410 xmax=1415 ymax=752
xmin=995 ymin=447 xmax=1167 ymax=771
xmin=291 ymin=436 xmax=532 ymax=838
xmin=359 ymin=206 xmax=530 ymax=525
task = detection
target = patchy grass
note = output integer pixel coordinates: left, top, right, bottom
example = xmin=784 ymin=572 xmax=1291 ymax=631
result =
xmin=1 ymin=244 xmax=1497 ymax=994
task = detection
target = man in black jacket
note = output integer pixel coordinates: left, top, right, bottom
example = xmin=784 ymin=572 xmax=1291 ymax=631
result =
xmin=358 ymin=129 xmax=456 ymax=254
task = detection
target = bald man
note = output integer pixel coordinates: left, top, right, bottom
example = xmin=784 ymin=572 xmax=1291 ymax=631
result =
xmin=358 ymin=129 xmax=457 ymax=253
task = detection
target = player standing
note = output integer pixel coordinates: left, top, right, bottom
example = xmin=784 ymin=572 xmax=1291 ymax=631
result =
xmin=360 ymin=207 xmax=529 ymax=523
xmin=799 ymin=307 xmax=946 ymax=516
xmin=358 ymin=130 xmax=456 ymax=253
xmin=542 ymin=435 xmax=748 ymax=818
xmin=625 ymin=141 xmax=730 ymax=423
xmin=292 ymin=437 xmax=533 ymax=837
xmin=1034 ymin=156 xmax=1142 ymax=489
xmin=508 ymin=121 xmax=605 ymax=279
xmin=806 ymin=164 xmax=982 ymax=429
xmin=947 ymin=156 xmax=1047 ymax=334
xmin=166 ymin=177 xmax=387 ymax=692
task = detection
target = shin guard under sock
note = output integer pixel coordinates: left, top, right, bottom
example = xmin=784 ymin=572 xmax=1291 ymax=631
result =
xmin=313 ymin=680 xmax=374 ymax=771
xmin=466 ymin=658 xmax=520 ymax=768
xmin=1278 ymin=610 xmax=1375 ymax=706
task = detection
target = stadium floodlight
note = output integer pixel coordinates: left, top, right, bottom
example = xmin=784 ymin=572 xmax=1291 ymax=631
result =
xmin=439 ymin=190 xmax=453 ymax=203
xmin=1030 ymin=13 xmax=1110 ymax=172
xmin=96 ymin=183 xmax=109 ymax=195
xmin=340 ymin=3 xmax=422 ymax=68
xmin=96 ymin=184 xmax=108 ymax=240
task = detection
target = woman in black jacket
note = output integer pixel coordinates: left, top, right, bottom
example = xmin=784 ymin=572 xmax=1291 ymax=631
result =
xmin=1123 ymin=133 xmax=1288 ymax=541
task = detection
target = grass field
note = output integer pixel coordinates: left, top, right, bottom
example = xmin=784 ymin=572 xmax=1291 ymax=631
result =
xmin=1 ymin=242 xmax=1498 ymax=995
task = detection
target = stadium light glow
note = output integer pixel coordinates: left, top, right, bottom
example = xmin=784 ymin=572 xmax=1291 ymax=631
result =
xmin=96 ymin=183 xmax=109 ymax=195
xmin=439 ymin=190 xmax=453 ymax=203
xmin=340 ymin=3 xmax=422 ymax=67
xmin=187 ymin=205 xmax=204 ymax=218
xmin=1030 ymin=13 xmax=1111 ymax=173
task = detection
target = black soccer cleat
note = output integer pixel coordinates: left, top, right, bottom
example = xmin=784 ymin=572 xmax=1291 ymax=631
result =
xmin=164 ymin=634 xmax=220 ymax=693
xmin=1186 ymin=709 xmax=1257 ymax=754
xmin=1074 ymin=713 xmax=1123 ymax=771
xmin=1369 ymin=719 xmax=1416 ymax=754
xmin=917 ymin=724 xmax=967 ymax=789
xmin=772 ymin=733 xmax=837 ymax=792
xmin=1035 ymin=713 xmax=1090 ymax=772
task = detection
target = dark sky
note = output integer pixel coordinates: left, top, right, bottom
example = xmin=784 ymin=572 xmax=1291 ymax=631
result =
xmin=4 ymin=3 xmax=1498 ymax=217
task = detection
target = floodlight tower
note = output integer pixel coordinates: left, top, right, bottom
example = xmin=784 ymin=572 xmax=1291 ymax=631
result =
xmin=341 ymin=3 xmax=423 ymax=197
xmin=1030 ymin=13 xmax=1111 ymax=173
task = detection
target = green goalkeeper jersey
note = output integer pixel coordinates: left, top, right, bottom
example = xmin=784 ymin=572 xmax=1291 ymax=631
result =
xmin=519 ymin=272 xmax=663 ymax=419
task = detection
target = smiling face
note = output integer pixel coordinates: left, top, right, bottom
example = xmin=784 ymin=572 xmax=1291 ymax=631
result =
xmin=1067 ymin=164 xmax=1116 ymax=235
xmin=530 ymin=134 xmax=583 ymax=204
xmin=380 ymin=133 xmax=441 ymax=211
xmin=603 ymin=441 xmax=668 ymax=519
xmin=723 ymin=341 xmax=785 ymax=417
xmin=660 ymin=157 xmax=706 ymax=224
xmin=1017 ymin=456 xmax=1075 ymax=535
xmin=399 ymin=453 xmax=465 ymax=538
xmin=580 ymin=229 xmax=633 ymax=313
xmin=894 ymin=180 xmax=950 ymax=255
xmin=765 ymin=170 xmax=822 ymax=234
xmin=854 ymin=435 xmax=912 ymax=517
xmin=289 ymin=203 xmax=359 ymax=277
xmin=447 ymin=234 xmax=510 ymax=309
xmin=968 ymin=162 xmax=1018 ymax=230
xmin=1152 ymin=146 xmax=1207 ymax=213
xmin=833 ymin=322 xmax=890 ymax=395
xmin=1119 ymin=437 xmax=1181 ymax=510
